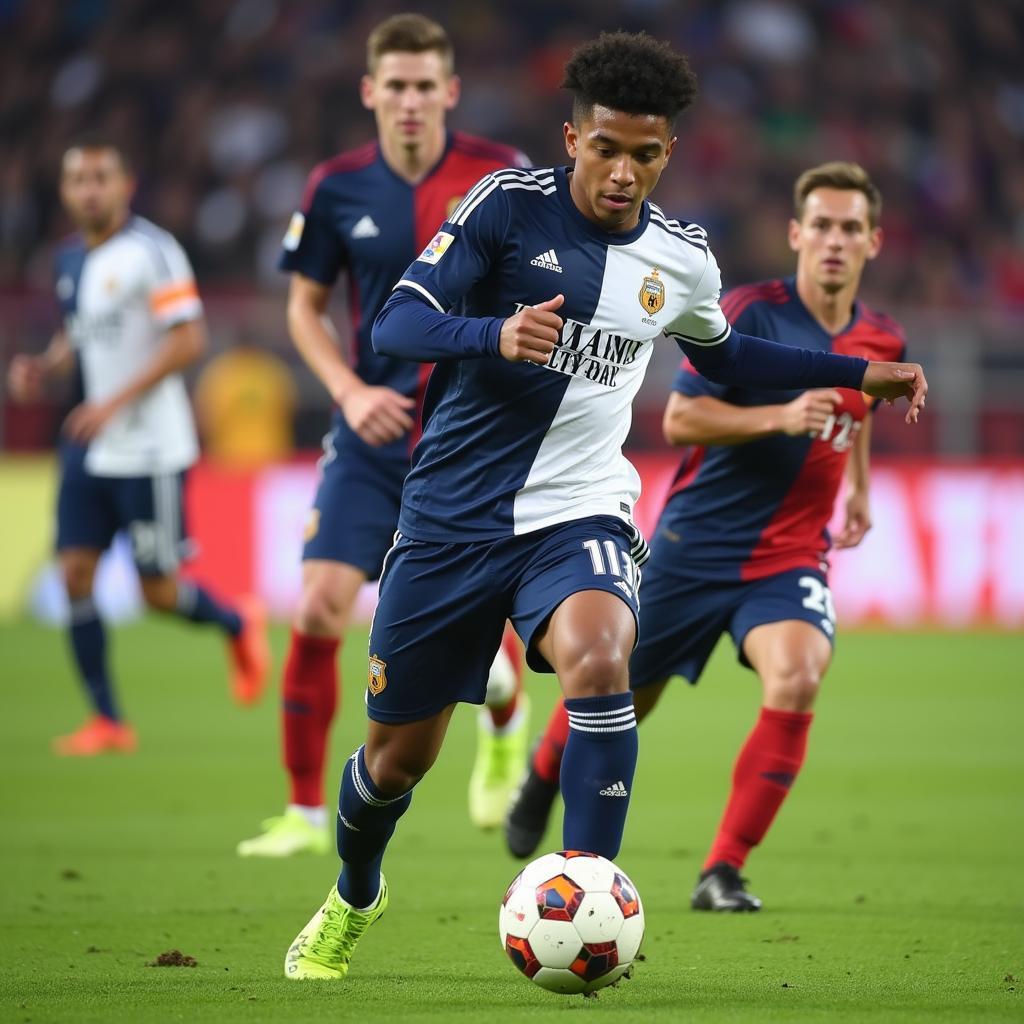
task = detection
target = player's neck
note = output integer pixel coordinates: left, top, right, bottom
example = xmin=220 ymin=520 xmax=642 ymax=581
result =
xmin=81 ymin=211 xmax=130 ymax=250
xmin=379 ymin=128 xmax=446 ymax=185
xmin=795 ymin=274 xmax=860 ymax=336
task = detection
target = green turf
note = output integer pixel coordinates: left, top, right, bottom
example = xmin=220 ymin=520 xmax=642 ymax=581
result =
xmin=1 ymin=619 xmax=1020 ymax=1022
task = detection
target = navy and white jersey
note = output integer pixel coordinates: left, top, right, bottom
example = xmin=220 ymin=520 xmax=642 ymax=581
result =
xmin=54 ymin=216 xmax=202 ymax=476
xmin=279 ymin=132 xmax=528 ymax=453
xmin=389 ymin=165 xmax=730 ymax=542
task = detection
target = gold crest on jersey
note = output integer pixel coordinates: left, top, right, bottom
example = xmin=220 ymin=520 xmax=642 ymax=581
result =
xmin=368 ymin=655 xmax=388 ymax=696
xmin=639 ymin=268 xmax=665 ymax=314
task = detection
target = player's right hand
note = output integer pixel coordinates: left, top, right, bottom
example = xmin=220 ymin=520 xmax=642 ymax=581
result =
xmin=499 ymin=294 xmax=564 ymax=365
xmin=779 ymin=389 xmax=842 ymax=438
xmin=6 ymin=354 xmax=45 ymax=402
xmin=339 ymin=383 xmax=415 ymax=446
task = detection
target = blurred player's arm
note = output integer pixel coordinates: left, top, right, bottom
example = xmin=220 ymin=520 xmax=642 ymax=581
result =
xmin=833 ymin=412 xmax=873 ymax=549
xmin=662 ymin=389 xmax=843 ymax=447
xmin=64 ymin=318 xmax=207 ymax=443
xmin=667 ymin=253 xmax=927 ymax=423
xmin=287 ymin=272 xmax=413 ymax=446
xmin=6 ymin=329 xmax=74 ymax=402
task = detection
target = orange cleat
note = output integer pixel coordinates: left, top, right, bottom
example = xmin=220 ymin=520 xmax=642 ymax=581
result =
xmin=52 ymin=716 xmax=137 ymax=756
xmin=229 ymin=594 xmax=270 ymax=705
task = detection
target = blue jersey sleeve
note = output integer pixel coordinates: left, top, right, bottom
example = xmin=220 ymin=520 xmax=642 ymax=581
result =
xmin=391 ymin=173 xmax=510 ymax=313
xmin=670 ymin=293 xmax=761 ymax=399
xmin=373 ymin=174 xmax=512 ymax=361
xmin=278 ymin=179 xmax=347 ymax=285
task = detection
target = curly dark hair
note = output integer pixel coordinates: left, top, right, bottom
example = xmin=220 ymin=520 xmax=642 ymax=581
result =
xmin=562 ymin=31 xmax=698 ymax=125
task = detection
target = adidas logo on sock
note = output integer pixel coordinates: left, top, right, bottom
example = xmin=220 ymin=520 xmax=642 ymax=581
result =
xmin=530 ymin=248 xmax=563 ymax=273
xmin=599 ymin=781 xmax=629 ymax=797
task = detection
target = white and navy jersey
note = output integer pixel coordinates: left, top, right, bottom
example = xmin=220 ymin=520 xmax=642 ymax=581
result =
xmin=54 ymin=216 xmax=202 ymax=476
xmin=389 ymin=165 xmax=729 ymax=542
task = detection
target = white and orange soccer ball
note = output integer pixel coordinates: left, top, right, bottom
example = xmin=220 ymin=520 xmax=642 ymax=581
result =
xmin=499 ymin=850 xmax=644 ymax=995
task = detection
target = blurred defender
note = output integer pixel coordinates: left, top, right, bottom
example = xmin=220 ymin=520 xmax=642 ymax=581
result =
xmin=237 ymin=14 xmax=530 ymax=858
xmin=6 ymin=141 xmax=269 ymax=755
xmin=506 ymin=163 xmax=905 ymax=911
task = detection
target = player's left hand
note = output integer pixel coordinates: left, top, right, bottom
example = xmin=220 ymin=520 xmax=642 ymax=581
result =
xmin=834 ymin=490 xmax=872 ymax=549
xmin=64 ymin=400 xmax=119 ymax=443
xmin=861 ymin=361 xmax=927 ymax=424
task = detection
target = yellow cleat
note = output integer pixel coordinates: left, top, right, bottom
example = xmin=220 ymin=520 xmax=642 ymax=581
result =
xmin=237 ymin=808 xmax=330 ymax=858
xmin=285 ymin=877 xmax=388 ymax=980
xmin=468 ymin=694 xmax=530 ymax=829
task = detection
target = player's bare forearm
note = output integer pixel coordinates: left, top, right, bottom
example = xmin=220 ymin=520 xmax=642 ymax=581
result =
xmin=286 ymin=273 xmax=360 ymax=403
xmin=8 ymin=331 xmax=73 ymax=402
xmin=662 ymin=393 xmax=786 ymax=446
xmin=846 ymin=412 xmax=872 ymax=496
xmin=41 ymin=330 xmax=75 ymax=377
xmin=120 ymin=319 xmax=206 ymax=408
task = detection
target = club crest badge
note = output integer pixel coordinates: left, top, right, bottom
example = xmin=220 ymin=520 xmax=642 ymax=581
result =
xmin=368 ymin=654 xmax=388 ymax=696
xmin=638 ymin=268 xmax=665 ymax=315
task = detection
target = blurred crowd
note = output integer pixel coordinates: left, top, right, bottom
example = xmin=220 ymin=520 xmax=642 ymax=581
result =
xmin=2 ymin=0 xmax=1023 ymax=312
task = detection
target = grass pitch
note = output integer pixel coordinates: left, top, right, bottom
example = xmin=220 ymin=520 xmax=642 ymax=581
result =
xmin=1 ymin=619 xmax=1021 ymax=1023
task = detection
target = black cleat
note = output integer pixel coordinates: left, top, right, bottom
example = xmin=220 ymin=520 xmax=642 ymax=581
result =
xmin=503 ymin=766 xmax=559 ymax=859
xmin=690 ymin=862 xmax=763 ymax=912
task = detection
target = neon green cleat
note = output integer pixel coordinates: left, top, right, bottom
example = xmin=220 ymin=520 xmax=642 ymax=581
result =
xmin=285 ymin=877 xmax=389 ymax=980
xmin=236 ymin=808 xmax=330 ymax=858
xmin=468 ymin=694 xmax=530 ymax=829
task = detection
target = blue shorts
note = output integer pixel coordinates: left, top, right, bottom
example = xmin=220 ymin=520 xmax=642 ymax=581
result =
xmin=302 ymin=420 xmax=406 ymax=580
xmin=55 ymin=442 xmax=190 ymax=576
xmin=629 ymin=560 xmax=836 ymax=688
xmin=366 ymin=516 xmax=642 ymax=724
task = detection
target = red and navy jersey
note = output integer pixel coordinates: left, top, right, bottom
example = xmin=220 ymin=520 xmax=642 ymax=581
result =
xmin=660 ymin=277 xmax=905 ymax=581
xmin=279 ymin=131 xmax=528 ymax=449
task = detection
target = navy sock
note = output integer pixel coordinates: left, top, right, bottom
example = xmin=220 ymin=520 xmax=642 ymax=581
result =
xmin=336 ymin=746 xmax=412 ymax=908
xmin=560 ymin=692 xmax=638 ymax=860
xmin=174 ymin=580 xmax=242 ymax=636
xmin=68 ymin=597 xmax=118 ymax=720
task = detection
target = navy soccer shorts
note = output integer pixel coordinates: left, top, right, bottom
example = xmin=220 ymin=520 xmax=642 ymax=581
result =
xmin=55 ymin=442 xmax=190 ymax=577
xmin=364 ymin=515 xmax=643 ymax=724
xmin=629 ymin=559 xmax=837 ymax=689
xmin=301 ymin=418 xmax=407 ymax=580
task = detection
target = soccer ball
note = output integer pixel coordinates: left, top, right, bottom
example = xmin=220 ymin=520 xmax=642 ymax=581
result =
xmin=498 ymin=850 xmax=644 ymax=995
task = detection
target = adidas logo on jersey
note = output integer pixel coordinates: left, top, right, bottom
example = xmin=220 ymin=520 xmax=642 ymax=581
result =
xmin=599 ymin=781 xmax=629 ymax=797
xmin=351 ymin=215 xmax=381 ymax=239
xmin=530 ymin=249 xmax=563 ymax=273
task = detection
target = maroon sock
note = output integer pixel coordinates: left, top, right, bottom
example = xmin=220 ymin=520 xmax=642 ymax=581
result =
xmin=532 ymin=699 xmax=570 ymax=784
xmin=704 ymin=706 xmax=813 ymax=871
xmin=282 ymin=629 xmax=339 ymax=807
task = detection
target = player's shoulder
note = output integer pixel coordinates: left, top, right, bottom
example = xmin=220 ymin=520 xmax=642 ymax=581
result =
xmin=54 ymin=231 xmax=86 ymax=262
xmin=301 ymin=142 xmax=380 ymax=206
xmin=647 ymin=202 xmax=710 ymax=254
xmin=117 ymin=215 xmax=191 ymax=274
xmin=858 ymin=302 xmax=906 ymax=344
xmin=720 ymin=278 xmax=790 ymax=320
xmin=448 ymin=166 xmax=557 ymax=225
xmin=122 ymin=214 xmax=181 ymax=250
xmin=449 ymin=131 xmax=529 ymax=170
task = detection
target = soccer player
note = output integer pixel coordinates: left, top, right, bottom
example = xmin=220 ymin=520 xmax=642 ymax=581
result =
xmin=505 ymin=161 xmax=905 ymax=912
xmin=283 ymin=33 xmax=926 ymax=979
xmin=237 ymin=14 xmax=530 ymax=858
xmin=6 ymin=140 xmax=268 ymax=756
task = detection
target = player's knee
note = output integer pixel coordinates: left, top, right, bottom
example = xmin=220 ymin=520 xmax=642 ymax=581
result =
xmin=560 ymin=642 xmax=630 ymax=699
xmin=139 ymin=575 xmax=177 ymax=611
xmin=294 ymin=584 xmax=348 ymax=637
xmin=363 ymin=748 xmax=429 ymax=797
xmin=764 ymin=661 xmax=823 ymax=711
xmin=61 ymin=562 xmax=94 ymax=600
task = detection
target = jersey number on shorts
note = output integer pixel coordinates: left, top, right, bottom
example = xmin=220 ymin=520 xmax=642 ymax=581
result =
xmin=582 ymin=538 xmax=639 ymax=599
xmin=798 ymin=575 xmax=836 ymax=624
